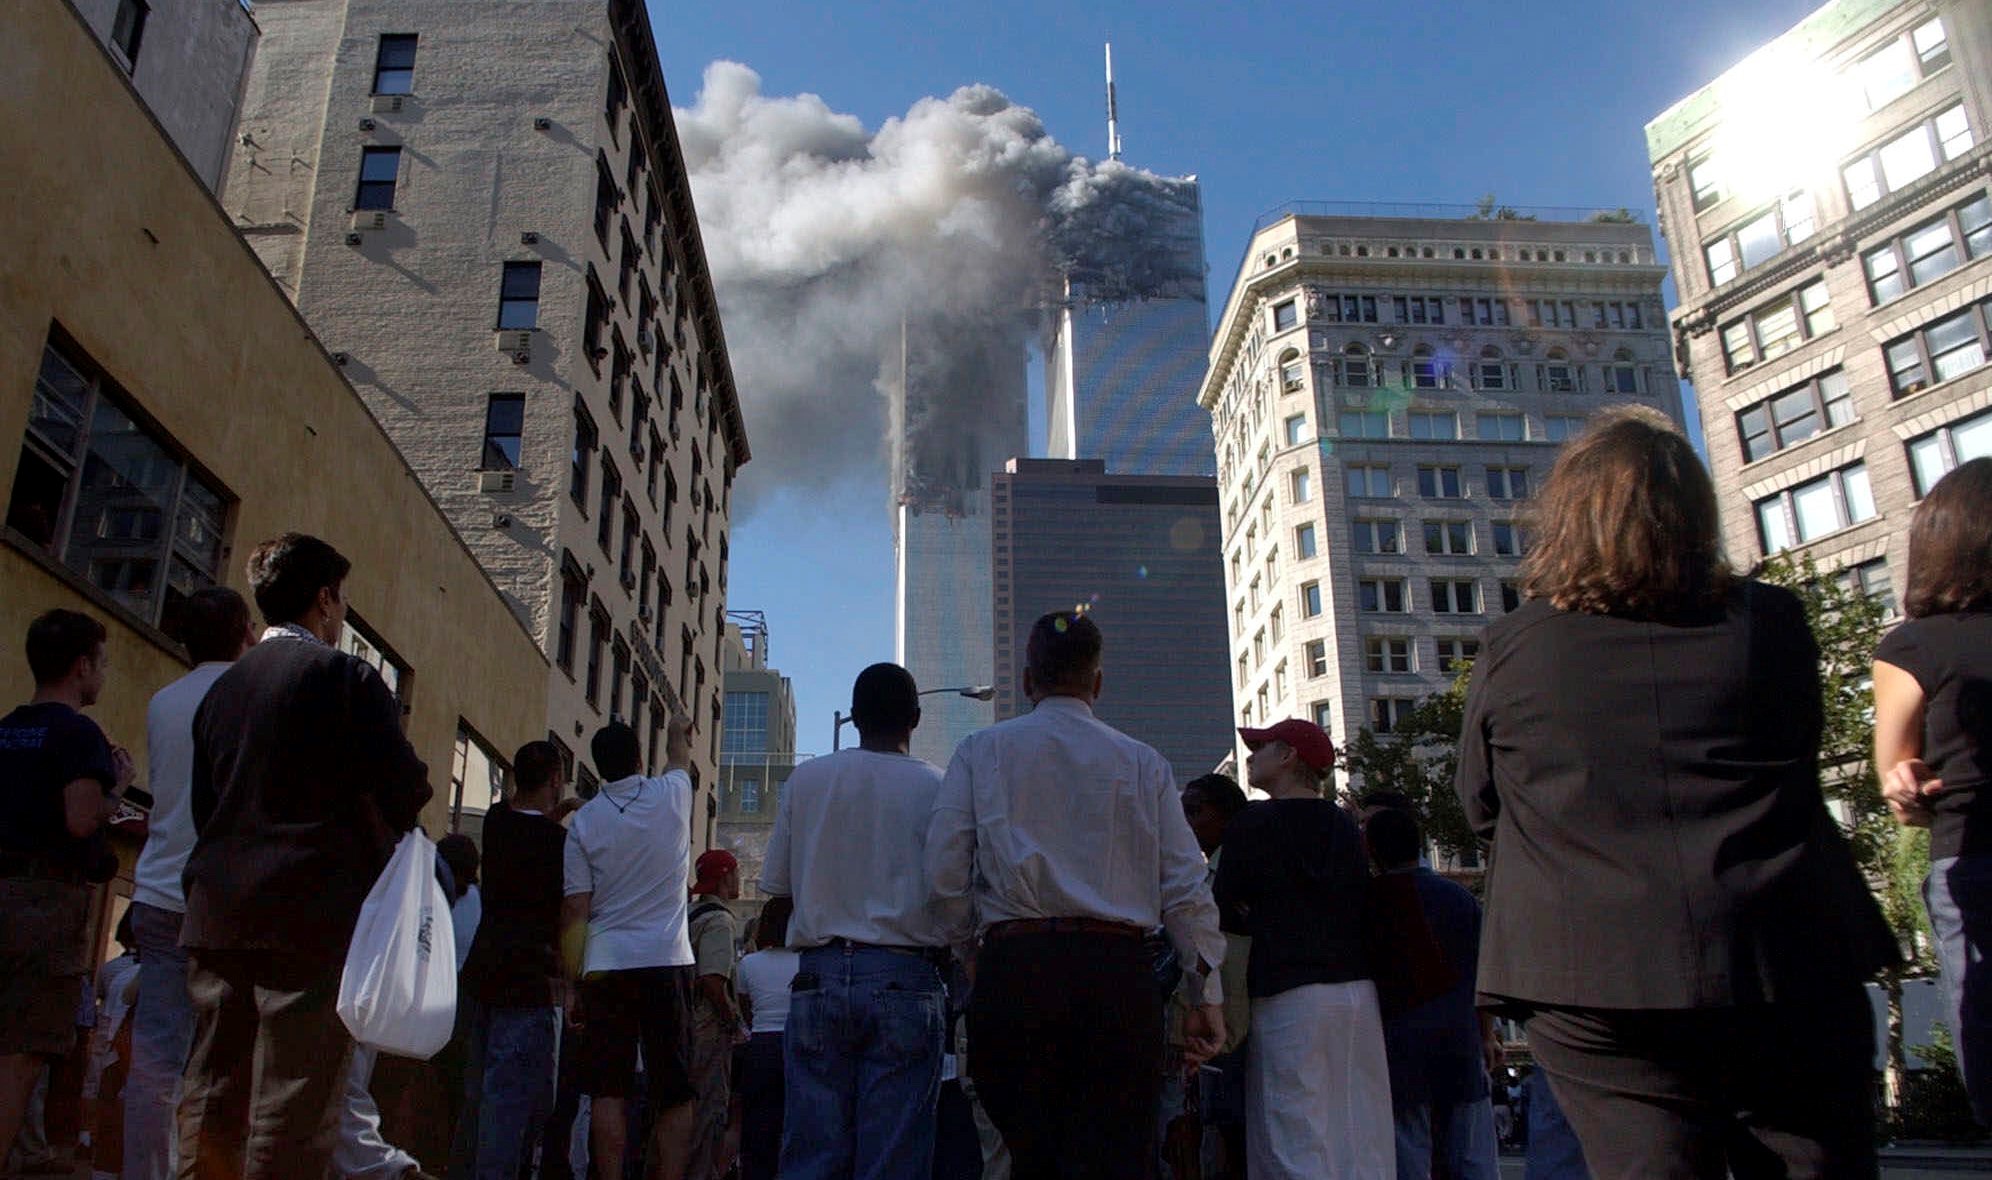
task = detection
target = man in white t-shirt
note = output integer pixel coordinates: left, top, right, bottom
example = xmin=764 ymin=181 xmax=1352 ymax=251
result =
xmin=562 ymin=715 xmax=696 ymax=1180
xmin=123 ymin=588 xmax=255 ymax=1180
xmin=762 ymin=663 xmax=964 ymax=1180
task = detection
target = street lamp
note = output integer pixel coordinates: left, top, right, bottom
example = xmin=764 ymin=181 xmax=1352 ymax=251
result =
xmin=833 ymin=684 xmax=996 ymax=750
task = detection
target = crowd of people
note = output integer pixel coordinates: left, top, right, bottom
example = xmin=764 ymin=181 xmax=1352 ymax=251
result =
xmin=1 ymin=406 xmax=1988 ymax=1180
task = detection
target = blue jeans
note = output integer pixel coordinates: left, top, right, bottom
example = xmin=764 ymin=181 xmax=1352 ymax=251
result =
xmin=780 ymin=945 xmax=946 ymax=1180
xmin=124 ymin=901 xmax=195 ymax=1180
xmin=449 ymin=1002 xmax=560 ymax=1180
xmin=1394 ymin=1095 xmax=1499 ymax=1180
xmin=1926 ymin=854 xmax=1992 ymax=1125
xmin=1523 ymin=1069 xmax=1588 ymax=1180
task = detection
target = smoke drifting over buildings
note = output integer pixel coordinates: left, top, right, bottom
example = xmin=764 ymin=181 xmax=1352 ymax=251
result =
xmin=673 ymin=61 xmax=1203 ymax=512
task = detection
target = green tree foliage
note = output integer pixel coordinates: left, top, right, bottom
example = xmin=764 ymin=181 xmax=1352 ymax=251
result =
xmin=1468 ymin=193 xmax=1536 ymax=222
xmin=1588 ymin=207 xmax=1642 ymax=224
xmin=1338 ymin=664 xmax=1479 ymax=862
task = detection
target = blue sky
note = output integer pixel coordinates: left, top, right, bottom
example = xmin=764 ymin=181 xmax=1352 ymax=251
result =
xmin=649 ymin=0 xmax=1821 ymax=754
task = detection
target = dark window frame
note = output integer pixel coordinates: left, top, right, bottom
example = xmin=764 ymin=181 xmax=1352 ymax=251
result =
xmin=479 ymin=393 xmax=524 ymax=470
xmin=372 ymin=33 xmax=418 ymax=95
xmin=110 ymin=0 xmax=148 ymax=70
xmin=354 ymin=146 xmax=401 ymax=211
xmin=1883 ymin=296 xmax=1992 ymax=399
xmin=1862 ymin=191 xmax=1992 ymax=305
xmin=497 ymin=261 xmax=542 ymax=330
xmin=1735 ymin=369 xmax=1855 ymax=463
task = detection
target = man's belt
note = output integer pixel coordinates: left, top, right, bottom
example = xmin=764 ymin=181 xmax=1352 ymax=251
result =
xmin=814 ymin=937 xmax=950 ymax=968
xmin=984 ymin=916 xmax=1144 ymax=941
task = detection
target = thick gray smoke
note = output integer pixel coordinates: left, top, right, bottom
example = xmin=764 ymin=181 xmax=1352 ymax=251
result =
xmin=673 ymin=62 xmax=1201 ymax=513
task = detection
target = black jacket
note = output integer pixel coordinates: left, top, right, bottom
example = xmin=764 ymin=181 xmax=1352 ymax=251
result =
xmin=1455 ymin=581 xmax=1896 ymax=1010
xmin=182 ymin=631 xmax=432 ymax=965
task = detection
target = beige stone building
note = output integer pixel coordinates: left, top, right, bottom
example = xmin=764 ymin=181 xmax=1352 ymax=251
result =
xmin=1648 ymin=0 xmax=1991 ymax=602
xmin=220 ymin=0 xmax=750 ymax=825
xmin=713 ymin=613 xmax=798 ymax=906
xmin=1199 ymin=208 xmax=1684 ymax=789
xmin=1 ymin=0 xmax=548 ymax=954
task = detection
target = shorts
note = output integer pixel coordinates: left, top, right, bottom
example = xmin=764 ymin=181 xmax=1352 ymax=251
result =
xmin=575 ymin=965 xmax=696 ymax=1105
xmin=0 ymin=877 xmax=91 ymax=1058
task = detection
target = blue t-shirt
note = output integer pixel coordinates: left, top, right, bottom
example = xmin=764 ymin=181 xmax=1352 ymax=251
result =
xmin=0 ymin=701 xmax=117 ymax=874
xmin=1381 ymin=867 xmax=1488 ymax=1107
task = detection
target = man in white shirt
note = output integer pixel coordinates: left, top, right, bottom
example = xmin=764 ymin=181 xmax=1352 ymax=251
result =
xmin=562 ymin=716 xmax=696 ymax=1180
xmin=927 ymin=612 xmax=1225 ymax=1179
xmin=123 ymin=587 xmax=254 ymax=1180
xmin=762 ymin=663 xmax=959 ymax=1180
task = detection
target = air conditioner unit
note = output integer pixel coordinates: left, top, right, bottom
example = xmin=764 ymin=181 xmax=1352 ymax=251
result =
xmin=350 ymin=210 xmax=387 ymax=231
xmin=496 ymin=330 xmax=533 ymax=353
xmin=358 ymin=117 xmax=376 ymax=132
xmin=478 ymin=470 xmax=515 ymax=493
xmin=344 ymin=232 xmax=364 ymax=247
xmin=532 ymin=116 xmax=552 ymax=131
xmin=512 ymin=351 xmax=532 ymax=366
xmin=520 ymin=231 xmax=540 ymax=245
xmin=371 ymin=94 xmax=405 ymax=114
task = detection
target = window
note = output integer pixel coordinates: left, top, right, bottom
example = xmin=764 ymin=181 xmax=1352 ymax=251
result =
xmin=1273 ymin=299 xmax=1298 ymax=331
xmin=555 ymin=570 xmax=582 ymax=674
xmin=1423 ymin=520 xmax=1473 ymax=556
xmin=495 ymin=262 xmax=542 ymax=331
xmin=1312 ymin=700 xmax=1336 ymax=729
xmin=595 ymin=155 xmax=619 ymax=244
xmin=1291 ymin=468 xmax=1313 ymax=503
xmin=1301 ymin=581 xmax=1323 ymax=618
xmin=1319 ymin=294 xmax=1380 ymax=324
xmin=1688 ymin=151 xmax=1724 ymax=211
xmin=1351 ymin=518 xmax=1401 ymax=555
xmin=569 ymin=399 xmax=596 ymax=506
xmin=1593 ymin=301 xmax=1644 ymax=330
xmin=1844 ymin=104 xmax=1973 ymax=211
xmin=1885 ymin=297 xmax=1992 ymax=397
xmin=1485 ymin=466 xmax=1529 ymax=501
xmin=1338 ymin=344 xmax=1375 ymax=388
xmin=1528 ymin=300 xmax=1580 ymax=329
xmin=111 ymin=0 xmax=149 ymax=69
xmin=1839 ymin=558 xmax=1899 ymax=619
xmin=1431 ymin=579 xmax=1479 ymax=614
xmin=1435 ymin=637 xmax=1480 ymax=674
xmin=605 ymin=55 xmax=628 ymax=131
xmin=583 ymin=271 xmax=608 ymax=371
xmin=609 ymin=335 xmax=631 ymax=418
xmin=620 ymin=501 xmax=639 ymax=580
xmin=1474 ymin=348 xmax=1507 ymax=391
xmin=609 ymin=639 xmax=630 ymax=720
xmin=1606 ymin=350 xmax=1640 ymax=395
xmin=1284 ymin=414 xmax=1311 ymax=445
xmin=354 ymin=147 xmax=400 ymax=211
xmin=1393 ymin=296 xmax=1446 ymax=325
xmin=372 ymin=33 xmax=417 ymax=94
xmin=1539 ymin=351 xmax=1581 ymax=394
xmin=1458 ymin=298 xmax=1510 ymax=327
xmin=478 ymin=393 xmax=524 ymax=470
xmin=1501 ymin=581 xmax=1522 ymax=611
xmin=618 ymin=224 xmax=640 ymax=303
xmin=722 ymin=690 xmax=770 ymax=755
xmin=1478 ymin=413 xmax=1525 ymax=442
xmin=1296 ymin=523 xmax=1318 ymax=559
xmin=1371 ymin=697 xmax=1413 ymax=734
xmin=1269 ymin=604 xmax=1284 ymax=643
xmin=1755 ymin=462 xmax=1877 ymax=553
xmin=1543 ymin=415 xmax=1585 ymax=443
xmin=1306 ymin=640 xmax=1329 ymax=678
xmin=1273 ymin=661 xmax=1289 ymax=700
xmin=1721 ymin=281 xmax=1835 ymax=373
xmin=1346 ymin=464 xmax=1392 ymax=498
xmin=1253 ymin=629 xmax=1266 ymax=667
xmin=1491 ymin=521 xmax=1524 ymax=556
xmin=1366 ymin=637 xmax=1413 ymax=674
xmin=1339 ymin=410 xmax=1390 ymax=439
xmin=1703 ymin=193 xmax=1814 ymax=286
xmin=584 ymin=605 xmax=607 ymax=707
xmin=596 ymin=462 xmax=621 ymax=550
xmin=1736 ymin=370 xmax=1854 ymax=463
xmin=1408 ymin=411 xmax=1457 ymax=441
xmin=1907 ymin=407 xmax=1992 ymax=495
xmin=1864 ymin=193 xmax=1992 ymax=304
xmin=7 ymin=341 xmax=229 ymax=632
xmin=737 ymin=779 xmax=762 ymax=814
xmin=1359 ymin=579 xmax=1407 ymax=613
xmin=1237 ymin=654 xmax=1249 ymax=687
xmin=1280 ymin=353 xmax=1305 ymax=393
xmin=1410 ymin=346 xmax=1445 ymax=389
xmin=1416 ymin=465 xmax=1463 ymax=498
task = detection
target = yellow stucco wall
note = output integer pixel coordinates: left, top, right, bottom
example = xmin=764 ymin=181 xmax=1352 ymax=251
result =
xmin=0 ymin=0 xmax=548 ymax=834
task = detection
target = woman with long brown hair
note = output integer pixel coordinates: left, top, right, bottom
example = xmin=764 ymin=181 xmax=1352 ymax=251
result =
xmin=1454 ymin=407 xmax=1896 ymax=1177
xmin=1873 ymin=456 xmax=1992 ymax=1127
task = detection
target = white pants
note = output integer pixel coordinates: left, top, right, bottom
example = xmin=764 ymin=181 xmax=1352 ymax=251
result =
xmin=334 ymin=1045 xmax=421 ymax=1180
xmin=1246 ymin=980 xmax=1395 ymax=1180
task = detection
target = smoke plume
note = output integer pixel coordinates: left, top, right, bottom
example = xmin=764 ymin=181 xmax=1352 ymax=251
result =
xmin=673 ymin=62 xmax=1202 ymax=513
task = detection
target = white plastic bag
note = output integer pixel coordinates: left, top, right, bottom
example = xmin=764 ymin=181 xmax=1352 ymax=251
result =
xmin=337 ymin=829 xmax=457 ymax=1059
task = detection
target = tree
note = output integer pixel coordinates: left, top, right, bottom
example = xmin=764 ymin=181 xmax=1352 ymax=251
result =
xmin=1589 ymin=207 xmax=1642 ymax=224
xmin=1755 ymin=552 xmax=1934 ymax=1112
xmin=1339 ymin=664 xmax=1480 ymax=863
xmin=1468 ymin=193 xmax=1537 ymax=222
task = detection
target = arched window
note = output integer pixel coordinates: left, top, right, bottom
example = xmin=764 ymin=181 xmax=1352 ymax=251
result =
xmin=1278 ymin=347 xmax=1304 ymax=393
xmin=1541 ymin=347 xmax=1579 ymax=393
xmin=1476 ymin=346 xmax=1508 ymax=391
xmin=1410 ymin=344 xmax=1445 ymax=390
xmin=1607 ymin=348 xmax=1640 ymax=395
xmin=1339 ymin=343 xmax=1374 ymax=389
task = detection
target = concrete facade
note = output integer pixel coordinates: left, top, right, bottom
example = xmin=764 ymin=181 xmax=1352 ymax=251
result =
xmin=219 ymin=0 xmax=749 ymax=824
xmin=1 ymin=0 xmax=549 ymax=952
xmin=1200 ymin=209 xmax=1684 ymax=782
xmin=714 ymin=614 xmax=797 ymax=905
xmin=1648 ymin=0 xmax=1992 ymax=600
xmin=72 ymin=0 xmax=260 ymax=194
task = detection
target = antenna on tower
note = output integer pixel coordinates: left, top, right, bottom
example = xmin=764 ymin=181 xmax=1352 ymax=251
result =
xmin=1104 ymin=42 xmax=1123 ymax=161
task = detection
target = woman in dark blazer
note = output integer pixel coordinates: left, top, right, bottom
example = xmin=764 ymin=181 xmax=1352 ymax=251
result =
xmin=1455 ymin=407 xmax=1897 ymax=1178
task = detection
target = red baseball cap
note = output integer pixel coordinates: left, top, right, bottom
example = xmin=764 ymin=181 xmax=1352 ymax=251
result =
xmin=692 ymin=849 xmax=738 ymax=894
xmin=1238 ymin=718 xmax=1336 ymax=771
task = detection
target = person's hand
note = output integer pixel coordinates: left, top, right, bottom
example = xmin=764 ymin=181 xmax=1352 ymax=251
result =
xmin=111 ymin=746 xmax=135 ymax=794
xmin=1482 ymin=1027 xmax=1505 ymax=1079
xmin=562 ymin=982 xmax=584 ymax=1029
xmin=1883 ymin=758 xmax=1941 ymax=828
xmin=1183 ymin=1004 xmax=1225 ymax=1068
xmin=552 ymin=796 xmax=584 ymax=821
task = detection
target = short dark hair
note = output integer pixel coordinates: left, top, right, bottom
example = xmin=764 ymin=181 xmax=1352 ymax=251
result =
xmin=591 ymin=721 xmax=641 ymax=782
xmin=247 ymin=533 xmax=351 ymax=626
xmin=1357 ymin=789 xmax=1413 ymax=812
xmin=437 ymin=833 xmax=479 ymax=889
xmin=1906 ymin=457 xmax=1992 ymax=618
xmin=1183 ymin=773 xmax=1247 ymax=818
xmin=1026 ymin=611 xmax=1103 ymax=695
xmin=1365 ymin=806 xmax=1423 ymax=869
xmin=757 ymin=896 xmax=793 ymax=950
xmin=851 ymin=663 xmax=919 ymax=735
xmin=513 ymin=740 xmax=564 ymax=794
xmin=175 ymin=586 xmax=251 ymax=664
xmin=26 ymin=609 xmax=106 ymax=686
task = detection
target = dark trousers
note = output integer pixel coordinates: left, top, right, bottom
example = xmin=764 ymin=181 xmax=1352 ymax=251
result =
xmin=737 ymin=1032 xmax=784 ymax=1180
xmin=967 ymin=931 xmax=1163 ymax=1180
xmin=178 ymin=948 xmax=355 ymax=1180
xmin=1523 ymin=983 xmax=1878 ymax=1180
